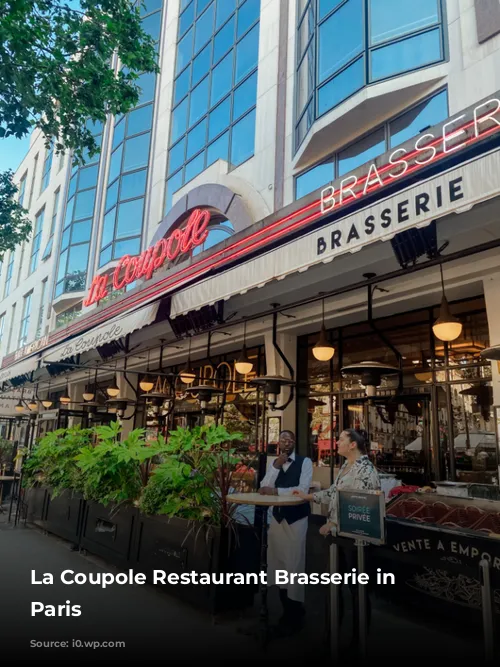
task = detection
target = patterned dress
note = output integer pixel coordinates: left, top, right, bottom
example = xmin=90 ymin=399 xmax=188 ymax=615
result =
xmin=313 ymin=455 xmax=381 ymax=532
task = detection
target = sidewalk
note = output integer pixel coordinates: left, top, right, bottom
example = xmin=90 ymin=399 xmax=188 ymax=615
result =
xmin=0 ymin=508 xmax=487 ymax=664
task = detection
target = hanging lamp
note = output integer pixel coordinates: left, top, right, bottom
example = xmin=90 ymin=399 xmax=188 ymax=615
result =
xmin=139 ymin=349 xmax=154 ymax=392
xmin=106 ymin=372 xmax=120 ymax=398
xmin=235 ymin=321 xmax=253 ymax=375
xmin=60 ymin=382 xmax=71 ymax=405
xmin=313 ymin=298 xmax=335 ymax=362
xmin=14 ymin=400 xmax=24 ymax=413
xmin=179 ymin=338 xmax=195 ymax=384
xmin=41 ymin=382 xmax=53 ymax=409
xmin=433 ymin=264 xmax=462 ymax=342
xmin=414 ymin=351 xmax=433 ymax=382
xmin=83 ymin=369 xmax=96 ymax=402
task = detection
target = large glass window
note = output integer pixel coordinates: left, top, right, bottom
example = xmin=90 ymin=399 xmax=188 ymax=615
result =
xmin=56 ymin=122 xmax=103 ymax=297
xmin=30 ymin=208 xmax=45 ymax=274
xmin=19 ymin=291 xmax=33 ymax=347
xmin=166 ymin=0 xmax=260 ymax=215
xmin=3 ymin=252 xmax=14 ymax=298
xmin=18 ymin=173 xmax=27 ymax=207
xmin=40 ymin=144 xmax=53 ymax=193
xmin=295 ymin=0 xmax=445 ymax=148
xmin=36 ymin=279 xmax=48 ymax=339
xmin=42 ymin=188 xmax=60 ymax=261
xmin=99 ymin=1 xmax=163 ymax=267
xmin=294 ymin=89 xmax=448 ymax=199
xmin=0 ymin=313 xmax=5 ymax=347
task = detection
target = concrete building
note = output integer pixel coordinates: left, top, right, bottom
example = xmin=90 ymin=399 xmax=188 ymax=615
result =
xmin=1 ymin=0 xmax=500 ymax=492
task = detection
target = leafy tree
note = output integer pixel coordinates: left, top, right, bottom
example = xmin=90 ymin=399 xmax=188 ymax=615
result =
xmin=0 ymin=0 xmax=159 ymax=253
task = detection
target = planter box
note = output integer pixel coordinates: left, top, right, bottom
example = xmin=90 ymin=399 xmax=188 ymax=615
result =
xmin=132 ymin=514 xmax=259 ymax=614
xmin=80 ymin=501 xmax=138 ymax=569
xmin=45 ymin=489 xmax=84 ymax=545
xmin=27 ymin=486 xmax=49 ymax=528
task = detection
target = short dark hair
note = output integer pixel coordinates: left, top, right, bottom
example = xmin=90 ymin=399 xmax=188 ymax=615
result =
xmin=279 ymin=430 xmax=295 ymax=440
xmin=342 ymin=429 xmax=368 ymax=455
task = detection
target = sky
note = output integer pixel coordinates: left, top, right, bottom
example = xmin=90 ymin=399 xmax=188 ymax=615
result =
xmin=0 ymin=133 xmax=32 ymax=174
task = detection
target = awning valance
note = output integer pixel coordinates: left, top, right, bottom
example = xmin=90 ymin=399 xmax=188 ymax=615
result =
xmin=42 ymin=302 xmax=159 ymax=365
xmin=0 ymin=356 xmax=40 ymax=383
xmin=170 ymin=148 xmax=500 ymax=318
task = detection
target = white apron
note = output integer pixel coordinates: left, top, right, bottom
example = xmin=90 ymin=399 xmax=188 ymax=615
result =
xmin=267 ymin=515 xmax=308 ymax=602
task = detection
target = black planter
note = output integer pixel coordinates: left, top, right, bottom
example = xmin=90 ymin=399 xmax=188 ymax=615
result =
xmin=45 ymin=489 xmax=85 ymax=545
xmin=79 ymin=501 xmax=138 ymax=569
xmin=131 ymin=513 xmax=260 ymax=614
xmin=27 ymin=486 xmax=49 ymax=528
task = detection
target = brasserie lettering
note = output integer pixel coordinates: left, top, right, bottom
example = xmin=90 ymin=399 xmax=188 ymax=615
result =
xmin=317 ymin=177 xmax=464 ymax=257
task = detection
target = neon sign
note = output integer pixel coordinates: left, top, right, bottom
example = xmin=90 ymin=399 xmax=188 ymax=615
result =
xmin=84 ymin=208 xmax=210 ymax=307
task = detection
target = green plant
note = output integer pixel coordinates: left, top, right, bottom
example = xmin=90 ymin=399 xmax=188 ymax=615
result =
xmin=140 ymin=424 xmax=244 ymax=528
xmin=75 ymin=421 xmax=166 ymax=507
xmin=0 ymin=437 xmax=14 ymax=468
xmin=23 ymin=427 xmax=92 ymax=496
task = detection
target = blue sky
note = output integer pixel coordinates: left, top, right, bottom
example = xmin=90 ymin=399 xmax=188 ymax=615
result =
xmin=0 ymin=134 xmax=31 ymax=173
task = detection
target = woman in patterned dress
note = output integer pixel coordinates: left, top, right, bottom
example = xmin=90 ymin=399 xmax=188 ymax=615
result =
xmin=294 ymin=429 xmax=380 ymax=647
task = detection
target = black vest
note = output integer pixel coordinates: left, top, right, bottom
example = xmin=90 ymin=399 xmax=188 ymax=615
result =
xmin=272 ymin=456 xmax=311 ymax=525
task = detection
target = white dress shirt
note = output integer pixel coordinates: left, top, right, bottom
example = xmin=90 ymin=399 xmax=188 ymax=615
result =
xmin=260 ymin=451 xmax=313 ymax=495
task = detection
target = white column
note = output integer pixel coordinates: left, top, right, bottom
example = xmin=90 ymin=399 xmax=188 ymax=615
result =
xmin=483 ymin=273 xmax=500 ymax=405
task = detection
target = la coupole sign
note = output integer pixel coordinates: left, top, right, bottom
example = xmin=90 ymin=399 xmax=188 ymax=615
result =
xmin=84 ymin=208 xmax=210 ymax=307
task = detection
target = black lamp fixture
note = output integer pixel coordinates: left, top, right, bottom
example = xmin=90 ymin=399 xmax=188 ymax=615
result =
xmin=106 ymin=397 xmax=136 ymax=418
xmin=60 ymin=382 xmax=71 ymax=405
xmin=480 ymin=345 xmax=500 ymax=362
xmin=106 ymin=372 xmax=120 ymax=398
xmin=179 ymin=338 xmax=196 ymax=385
xmin=41 ymin=381 xmax=53 ymax=409
xmin=188 ymin=385 xmax=224 ymax=411
xmin=313 ymin=297 xmax=335 ymax=362
xmin=414 ymin=351 xmax=433 ymax=383
xmin=14 ymin=399 xmax=24 ymax=413
xmin=341 ymin=361 xmax=399 ymax=397
xmin=235 ymin=321 xmax=253 ymax=375
xmin=433 ymin=263 xmax=463 ymax=342
xmin=250 ymin=375 xmax=294 ymax=409
xmin=82 ymin=369 xmax=96 ymax=402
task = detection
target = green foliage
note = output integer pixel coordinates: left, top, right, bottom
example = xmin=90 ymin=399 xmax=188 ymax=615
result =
xmin=139 ymin=424 xmax=244 ymax=527
xmin=0 ymin=436 xmax=14 ymax=467
xmin=23 ymin=426 xmax=92 ymax=496
xmin=0 ymin=171 xmax=32 ymax=260
xmin=75 ymin=420 xmax=166 ymax=506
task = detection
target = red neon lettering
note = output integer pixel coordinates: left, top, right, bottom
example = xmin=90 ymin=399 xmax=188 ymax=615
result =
xmin=113 ymin=256 xmax=130 ymax=291
xmin=125 ymin=256 xmax=137 ymax=283
xmin=166 ymin=228 xmax=183 ymax=260
xmin=83 ymin=274 xmax=109 ymax=307
xmin=192 ymin=209 xmax=210 ymax=245
xmin=152 ymin=239 xmax=168 ymax=271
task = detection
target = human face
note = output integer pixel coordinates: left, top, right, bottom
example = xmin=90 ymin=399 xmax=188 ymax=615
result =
xmin=278 ymin=432 xmax=295 ymax=456
xmin=337 ymin=430 xmax=356 ymax=459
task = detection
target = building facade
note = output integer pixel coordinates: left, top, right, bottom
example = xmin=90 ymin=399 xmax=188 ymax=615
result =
xmin=1 ymin=0 xmax=500 ymax=491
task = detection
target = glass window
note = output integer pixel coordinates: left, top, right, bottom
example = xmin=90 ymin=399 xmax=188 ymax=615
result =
xmin=208 ymin=97 xmax=231 ymax=140
xmin=338 ymin=127 xmax=385 ymax=176
xmin=141 ymin=0 xmax=163 ymax=15
xmin=175 ymin=66 xmax=191 ymax=104
xmin=116 ymin=199 xmax=144 ymax=239
xmin=61 ymin=228 xmax=70 ymax=251
xmin=102 ymin=208 xmax=116 ymax=248
xmin=64 ymin=196 xmax=75 ymax=228
xmin=192 ymin=43 xmax=212 ymax=85
xmin=189 ymin=76 xmax=210 ymax=125
xmin=371 ymin=29 xmax=442 ymax=81
xmin=237 ymin=0 xmax=259 ymax=38
xmin=207 ymin=131 xmax=229 ymax=165
xmin=235 ymin=24 xmax=258 ymax=82
xmin=390 ymin=89 xmax=448 ymax=148
xmin=187 ymin=118 xmax=207 ymax=159
xmin=172 ymin=98 xmax=189 ymax=143
xmin=214 ymin=16 xmax=235 ymax=63
xmin=318 ymin=56 xmax=364 ymax=116
xmin=68 ymin=174 xmax=77 ymax=199
xmin=216 ymin=0 xmax=236 ymax=27
xmin=197 ymin=0 xmax=212 ymax=15
xmin=100 ymin=246 xmax=112 ymax=267
xmin=142 ymin=13 xmax=161 ymax=41
xmin=137 ymin=71 xmax=156 ymax=104
xmin=370 ymin=0 xmax=440 ymax=45
xmin=177 ymin=28 xmax=194 ymax=74
xmin=68 ymin=243 xmax=90 ymax=275
xmin=127 ymin=104 xmax=153 ymax=136
xmin=185 ymin=151 xmax=205 ymax=182
xmin=179 ymin=1 xmax=195 ymax=36
xmin=108 ymin=145 xmax=123 ymax=184
xmin=106 ymin=179 xmax=119 ymax=211
xmin=121 ymin=169 xmax=148 ymax=200
xmin=71 ymin=220 xmax=92 ymax=244
xmin=231 ymin=109 xmax=255 ymax=166
xmin=296 ymin=0 xmax=445 ymax=149
xmin=233 ymin=71 xmax=257 ymax=120
xmin=123 ymin=133 xmax=151 ymax=172
xmin=165 ymin=171 xmax=184 ymax=214
xmin=78 ymin=164 xmax=99 ymax=191
xmin=169 ymin=138 xmax=186 ymax=175
xmin=195 ymin=3 xmax=215 ymax=53
xmin=73 ymin=189 xmax=96 ymax=221
xmin=113 ymin=237 xmax=141 ymax=259
xmin=295 ymin=160 xmax=334 ymax=199
xmin=211 ymin=51 xmax=233 ymax=106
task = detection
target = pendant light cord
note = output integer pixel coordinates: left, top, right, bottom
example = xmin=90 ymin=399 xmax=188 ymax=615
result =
xmin=439 ymin=262 xmax=446 ymax=296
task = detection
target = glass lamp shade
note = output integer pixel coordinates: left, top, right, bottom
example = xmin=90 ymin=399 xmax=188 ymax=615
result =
xmin=235 ymin=346 xmax=253 ymax=375
xmin=60 ymin=393 xmax=71 ymax=405
xmin=139 ymin=377 xmax=154 ymax=392
xmin=41 ymin=399 xmax=53 ymax=408
xmin=107 ymin=407 xmax=117 ymax=414
xmin=15 ymin=401 xmax=24 ymax=413
xmin=82 ymin=392 xmax=95 ymax=402
xmin=433 ymin=295 xmax=462 ymax=342
xmin=312 ymin=326 xmax=335 ymax=362
xmin=179 ymin=366 xmax=195 ymax=384
xmin=27 ymin=400 xmax=38 ymax=410
xmin=106 ymin=376 xmax=120 ymax=397
xmin=415 ymin=371 xmax=433 ymax=382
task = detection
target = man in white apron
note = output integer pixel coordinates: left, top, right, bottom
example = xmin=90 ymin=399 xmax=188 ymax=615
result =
xmin=259 ymin=430 xmax=313 ymax=634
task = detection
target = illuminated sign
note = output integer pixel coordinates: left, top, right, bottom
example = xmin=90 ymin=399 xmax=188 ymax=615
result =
xmin=14 ymin=335 xmax=50 ymax=361
xmin=84 ymin=208 xmax=210 ymax=307
xmin=320 ymin=97 xmax=500 ymax=214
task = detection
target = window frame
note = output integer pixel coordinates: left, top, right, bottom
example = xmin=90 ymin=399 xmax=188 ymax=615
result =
xmin=30 ymin=208 xmax=45 ymax=274
xmin=19 ymin=291 xmax=33 ymax=348
xmin=294 ymin=0 xmax=447 ymax=151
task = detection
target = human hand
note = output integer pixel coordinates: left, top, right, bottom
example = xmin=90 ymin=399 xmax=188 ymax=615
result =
xmin=319 ymin=522 xmax=334 ymax=536
xmin=293 ymin=490 xmax=312 ymax=500
xmin=273 ymin=453 xmax=289 ymax=469
xmin=259 ymin=487 xmax=277 ymax=496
